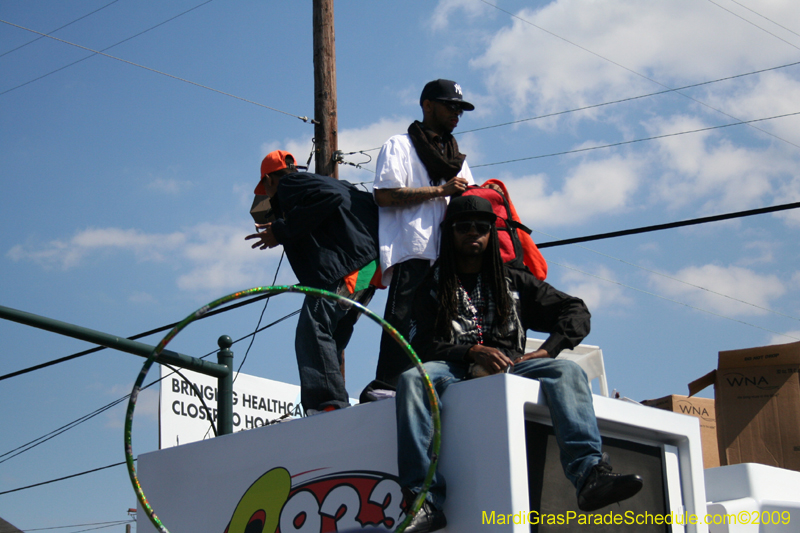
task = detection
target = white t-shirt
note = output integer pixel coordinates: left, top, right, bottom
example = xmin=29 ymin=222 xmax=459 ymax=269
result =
xmin=373 ymin=133 xmax=475 ymax=285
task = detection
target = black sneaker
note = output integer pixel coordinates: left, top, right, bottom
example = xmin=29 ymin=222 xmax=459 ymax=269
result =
xmin=403 ymin=499 xmax=447 ymax=533
xmin=577 ymin=454 xmax=643 ymax=512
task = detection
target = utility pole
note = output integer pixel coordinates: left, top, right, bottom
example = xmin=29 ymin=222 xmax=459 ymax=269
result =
xmin=312 ymin=0 xmax=345 ymax=379
xmin=312 ymin=0 xmax=338 ymax=178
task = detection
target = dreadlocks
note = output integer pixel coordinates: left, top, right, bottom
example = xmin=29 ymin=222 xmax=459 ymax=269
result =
xmin=434 ymin=220 xmax=513 ymax=338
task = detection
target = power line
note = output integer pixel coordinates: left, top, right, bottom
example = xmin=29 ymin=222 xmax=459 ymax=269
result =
xmin=0 ymin=291 xmax=279 ymax=382
xmin=706 ymin=0 xmax=800 ymax=51
xmin=0 ymin=18 xmax=316 ymax=124
xmin=551 ymin=261 xmax=800 ymax=342
xmin=0 ymin=1 xmax=215 ymax=97
xmin=0 ymin=308 xmax=303 ymax=492
xmin=22 ymin=520 xmax=133 ymax=532
xmin=479 ymin=0 xmax=800 ymax=151
xmin=234 ymin=251 xmax=286 ymax=380
xmin=0 ymin=0 xmax=121 ymax=58
xmin=350 ymin=59 xmax=800 ymax=157
xmin=459 ymin=60 xmax=800 ymax=135
xmin=533 ymin=234 xmax=800 ymax=323
xmin=536 ymin=200 xmax=800 ymax=248
xmin=0 ymin=308 xmax=300 ymax=466
xmin=0 ymin=460 xmax=128 ymax=496
xmin=471 ymin=109 xmax=800 ymax=168
xmin=727 ymin=0 xmax=800 ymax=40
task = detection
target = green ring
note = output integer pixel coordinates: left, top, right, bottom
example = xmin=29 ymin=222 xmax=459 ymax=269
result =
xmin=124 ymin=285 xmax=441 ymax=533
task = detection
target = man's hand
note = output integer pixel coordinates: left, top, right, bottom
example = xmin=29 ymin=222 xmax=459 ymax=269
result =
xmin=482 ymin=182 xmax=503 ymax=194
xmin=440 ymin=176 xmax=469 ymax=197
xmin=245 ymin=223 xmax=278 ymax=249
xmin=466 ymin=344 xmax=514 ymax=375
xmin=517 ymin=348 xmax=550 ymax=362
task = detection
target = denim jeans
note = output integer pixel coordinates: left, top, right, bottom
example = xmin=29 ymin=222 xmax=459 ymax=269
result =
xmin=395 ymin=358 xmax=603 ymax=509
xmin=295 ymin=280 xmax=374 ymax=412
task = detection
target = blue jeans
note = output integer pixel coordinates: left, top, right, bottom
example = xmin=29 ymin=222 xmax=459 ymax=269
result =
xmin=395 ymin=358 xmax=603 ymax=509
xmin=295 ymin=280 xmax=373 ymax=411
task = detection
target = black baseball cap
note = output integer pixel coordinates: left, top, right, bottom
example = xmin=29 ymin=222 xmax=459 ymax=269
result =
xmin=443 ymin=195 xmax=497 ymax=224
xmin=420 ymin=79 xmax=475 ymax=111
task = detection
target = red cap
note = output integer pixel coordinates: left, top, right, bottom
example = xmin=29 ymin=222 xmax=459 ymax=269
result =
xmin=254 ymin=150 xmax=295 ymax=195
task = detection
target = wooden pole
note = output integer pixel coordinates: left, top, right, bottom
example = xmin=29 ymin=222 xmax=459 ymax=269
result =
xmin=312 ymin=0 xmax=344 ymax=381
xmin=312 ymin=0 xmax=338 ymax=178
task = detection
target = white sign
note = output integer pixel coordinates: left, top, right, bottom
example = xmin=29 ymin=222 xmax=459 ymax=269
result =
xmin=159 ymin=365 xmax=304 ymax=448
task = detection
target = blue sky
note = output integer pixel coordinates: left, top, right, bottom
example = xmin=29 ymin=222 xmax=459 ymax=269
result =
xmin=2 ymin=0 xmax=800 ymax=530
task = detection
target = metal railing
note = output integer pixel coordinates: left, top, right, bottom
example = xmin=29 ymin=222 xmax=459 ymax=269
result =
xmin=0 ymin=304 xmax=234 ymax=435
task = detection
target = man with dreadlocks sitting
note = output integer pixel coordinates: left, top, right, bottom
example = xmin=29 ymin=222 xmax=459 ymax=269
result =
xmin=395 ymin=196 xmax=643 ymax=533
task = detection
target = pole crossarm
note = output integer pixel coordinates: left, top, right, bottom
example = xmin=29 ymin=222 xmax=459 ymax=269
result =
xmin=0 ymin=304 xmax=229 ymax=378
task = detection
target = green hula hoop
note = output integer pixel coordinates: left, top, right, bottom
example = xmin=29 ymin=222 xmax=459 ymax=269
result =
xmin=124 ymin=285 xmax=441 ymax=533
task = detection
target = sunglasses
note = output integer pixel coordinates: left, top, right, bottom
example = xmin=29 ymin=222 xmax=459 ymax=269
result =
xmin=437 ymin=100 xmax=464 ymax=115
xmin=452 ymin=220 xmax=492 ymax=235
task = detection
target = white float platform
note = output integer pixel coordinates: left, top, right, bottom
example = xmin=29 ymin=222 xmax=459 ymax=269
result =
xmin=705 ymin=463 xmax=800 ymax=532
xmin=137 ymin=372 xmax=709 ymax=532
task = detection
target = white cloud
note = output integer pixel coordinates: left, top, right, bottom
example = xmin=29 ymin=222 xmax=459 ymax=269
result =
xmin=701 ymin=71 xmax=800 ymax=146
xmin=768 ymin=330 xmax=800 ymax=345
xmin=648 ymin=113 xmax=798 ymax=212
xmin=6 ymin=223 xmax=289 ymax=294
xmin=148 ymin=177 xmax=193 ymax=194
xmin=431 ymin=0 xmax=492 ymax=30
xmin=336 ymin=116 xmax=414 ymax=182
xmin=501 ymin=153 xmax=642 ymax=227
xmin=7 ymin=228 xmax=186 ymax=268
xmin=259 ymin=116 xmax=413 ymax=184
xmin=648 ymin=264 xmax=785 ymax=317
xmin=555 ymin=263 xmax=632 ymax=311
xmin=471 ymin=1 xmax=800 ymax=117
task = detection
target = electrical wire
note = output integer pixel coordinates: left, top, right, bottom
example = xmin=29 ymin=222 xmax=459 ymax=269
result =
xmin=164 ymin=363 xmax=217 ymax=438
xmin=479 ymin=0 xmax=800 ymax=151
xmin=726 ymin=0 xmax=800 ymax=40
xmin=706 ymin=0 xmax=800 ymax=51
xmin=0 ymin=396 xmax=128 ymax=465
xmin=349 ymin=59 xmax=800 ymax=156
xmin=67 ymin=523 xmax=135 ymax=533
xmin=459 ymin=60 xmax=800 ymax=135
xmin=23 ymin=520 xmax=134 ymax=532
xmin=471 ymin=109 xmax=800 ymax=168
xmin=0 ymin=307 xmax=301 ymax=468
xmin=550 ymin=261 xmax=800 ymax=342
xmin=0 ymin=291 xmax=278 ymax=382
xmin=0 ymin=0 xmax=121 ymax=59
xmin=0 ymin=460 xmax=129 ymax=496
xmin=234 ymin=251 xmax=285 ymax=380
xmin=531 ymin=223 xmax=800 ymax=323
xmin=536 ymin=201 xmax=800 ymax=249
xmin=0 ymin=19 xmax=316 ymax=124
xmin=0 ymin=1 xmax=215 ymax=97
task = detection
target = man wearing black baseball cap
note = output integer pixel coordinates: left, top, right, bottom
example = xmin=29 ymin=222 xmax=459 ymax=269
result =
xmin=365 ymin=79 xmax=479 ymax=399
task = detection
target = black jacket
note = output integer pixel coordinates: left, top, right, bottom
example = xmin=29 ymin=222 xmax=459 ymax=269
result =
xmin=409 ymin=264 xmax=591 ymax=363
xmin=270 ymin=172 xmax=379 ymax=288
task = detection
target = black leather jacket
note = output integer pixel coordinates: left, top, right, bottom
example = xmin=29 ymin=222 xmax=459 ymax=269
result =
xmin=409 ymin=264 xmax=591 ymax=363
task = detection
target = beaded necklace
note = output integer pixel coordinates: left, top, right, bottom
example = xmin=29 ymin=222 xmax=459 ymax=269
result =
xmin=458 ymin=273 xmax=484 ymax=345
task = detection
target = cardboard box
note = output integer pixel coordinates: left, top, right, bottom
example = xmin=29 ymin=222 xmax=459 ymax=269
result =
xmin=642 ymin=394 xmax=719 ymax=469
xmin=689 ymin=341 xmax=800 ymax=472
